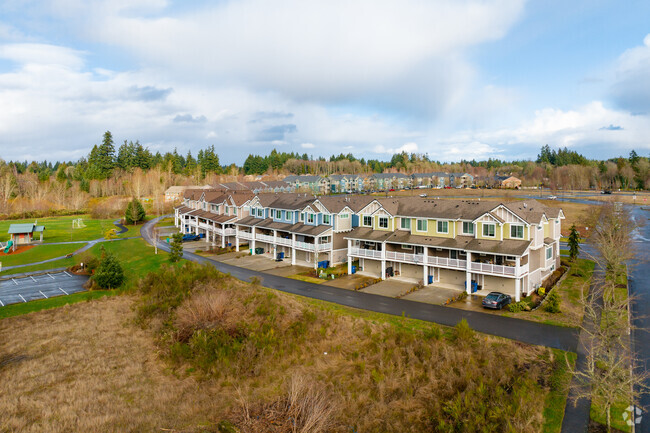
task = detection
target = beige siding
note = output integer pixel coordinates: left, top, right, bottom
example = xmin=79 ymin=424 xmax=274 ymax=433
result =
xmin=483 ymin=275 xmax=516 ymax=296
xmin=400 ymin=263 xmax=422 ymax=280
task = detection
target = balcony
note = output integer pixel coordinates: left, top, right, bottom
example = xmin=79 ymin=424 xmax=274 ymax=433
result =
xmin=385 ymin=251 xmax=425 ymax=264
xmin=238 ymin=231 xmax=253 ymax=240
xmin=198 ymin=222 xmax=211 ymax=230
xmin=276 ymin=237 xmax=292 ymax=246
xmin=349 ymin=247 xmax=382 ymax=259
xmin=316 ymin=242 xmax=332 ymax=251
xmin=256 ymin=233 xmax=275 ymax=243
xmin=294 ymin=240 xmax=317 ymax=251
xmin=426 ymin=256 xmax=467 ymax=270
xmin=223 ymin=228 xmax=236 ymax=236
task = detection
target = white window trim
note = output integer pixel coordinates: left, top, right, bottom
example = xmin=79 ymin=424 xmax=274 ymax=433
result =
xmin=323 ymin=214 xmax=331 ymax=224
xmin=340 ymin=213 xmax=349 ymax=219
xmin=416 ymin=219 xmax=428 ymax=232
xmin=461 ymin=221 xmax=474 ymax=235
xmin=378 ymin=216 xmax=389 ymax=229
xmin=483 ymin=223 xmax=496 ymax=238
xmin=362 ymin=215 xmax=372 ymax=227
xmin=400 ymin=218 xmax=411 ymax=230
xmin=436 ymin=220 xmax=448 ymax=234
xmin=546 ymin=246 xmax=553 ymax=260
xmin=307 ymin=213 xmax=315 ymax=224
xmin=510 ymin=224 xmax=524 ymax=239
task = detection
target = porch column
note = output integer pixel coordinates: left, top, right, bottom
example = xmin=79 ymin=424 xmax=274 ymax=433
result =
xmin=380 ymin=242 xmax=386 ymax=280
xmin=423 ymin=247 xmax=429 ymax=286
xmin=251 ymin=227 xmax=256 ymax=255
xmin=515 ymin=256 xmax=521 ymax=277
xmin=347 ymin=239 xmax=352 ymax=274
xmin=273 ymin=230 xmax=277 ymax=258
xmin=195 ymin=218 xmax=199 ymax=235
xmin=465 ymin=251 xmax=472 ymax=295
xmin=221 ymin=224 xmax=226 ymax=249
xmin=313 ymin=241 xmax=318 ymax=269
xmin=235 ymin=227 xmax=240 ymax=252
xmin=515 ymin=278 xmax=521 ymax=302
xmin=291 ymin=233 xmax=296 ymax=265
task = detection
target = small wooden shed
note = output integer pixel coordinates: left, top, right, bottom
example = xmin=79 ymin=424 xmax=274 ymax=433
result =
xmin=8 ymin=223 xmax=45 ymax=245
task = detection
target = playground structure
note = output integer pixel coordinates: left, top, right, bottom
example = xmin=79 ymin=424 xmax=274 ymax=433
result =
xmin=0 ymin=240 xmax=15 ymax=254
xmin=72 ymin=218 xmax=86 ymax=229
xmin=7 ymin=222 xmax=44 ymax=248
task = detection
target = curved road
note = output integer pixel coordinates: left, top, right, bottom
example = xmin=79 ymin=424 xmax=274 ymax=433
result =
xmin=142 ymin=215 xmax=579 ymax=351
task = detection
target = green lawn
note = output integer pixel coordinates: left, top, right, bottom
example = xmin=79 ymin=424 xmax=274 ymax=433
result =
xmin=0 ymin=215 xmax=116 ymax=244
xmin=0 ymin=290 xmax=116 ymax=319
xmin=542 ymin=350 xmax=577 ymax=433
xmin=0 ymin=243 xmax=85 ymax=268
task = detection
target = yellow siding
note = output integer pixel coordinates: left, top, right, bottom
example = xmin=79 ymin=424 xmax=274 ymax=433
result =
xmin=476 ymin=221 xmax=501 ymax=240
xmin=543 ymin=221 xmax=550 ymax=238
xmin=410 ymin=218 xmax=454 ymax=239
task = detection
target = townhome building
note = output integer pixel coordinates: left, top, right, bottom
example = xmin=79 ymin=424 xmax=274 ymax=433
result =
xmin=344 ymin=198 xmax=563 ymax=302
xmin=174 ymin=192 xmax=563 ymax=303
xmin=233 ymin=194 xmax=374 ymax=268
xmin=282 ymin=175 xmax=329 ymax=194
xmin=410 ymin=172 xmax=450 ymax=188
xmin=449 ymin=173 xmax=474 ymax=187
xmin=175 ymin=189 xmax=255 ymax=248
xmin=329 ymin=174 xmax=363 ymax=193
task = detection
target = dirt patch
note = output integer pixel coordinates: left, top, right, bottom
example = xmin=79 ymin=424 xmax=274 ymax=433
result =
xmin=0 ymin=244 xmax=35 ymax=256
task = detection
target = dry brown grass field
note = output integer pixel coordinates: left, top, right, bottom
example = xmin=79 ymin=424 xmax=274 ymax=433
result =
xmin=1 ymin=264 xmax=564 ymax=433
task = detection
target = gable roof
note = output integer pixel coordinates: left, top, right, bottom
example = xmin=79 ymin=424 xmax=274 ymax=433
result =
xmin=8 ymin=223 xmax=41 ymax=234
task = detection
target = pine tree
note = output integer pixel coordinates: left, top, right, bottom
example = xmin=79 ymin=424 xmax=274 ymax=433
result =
xmin=93 ymin=248 xmax=124 ymax=289
xmin=97 ymin=131 xmax=116 ymax=177
xmin=568 ymin=224 xmax=581 ymax=261
xmin=169 ymin=233 xmax=183 ymax=263
xmin=125 ymin=197 xmax=146 ymax=224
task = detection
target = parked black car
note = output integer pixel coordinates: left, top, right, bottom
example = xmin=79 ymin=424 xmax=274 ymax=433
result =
xmin=482 ymin=292 xmax=512 ymax=310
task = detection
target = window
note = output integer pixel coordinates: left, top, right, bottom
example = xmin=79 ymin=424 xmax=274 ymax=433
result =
xmin=483 ymin=223 xmax=495 ymax=237
xmin=323 ymin=214 xmax=331 ymax=224
xmin=340 ymin=213 xmax=349 ymax=219
xmin=401 ymin=244 xmax=412 ymax=250
xmin=300 ymin=212 xmax=304 ymax=222
xmin=363 ymin=216 xmax=372 ymax=227
xmin=462 ymin=221 xmax=474 ymax=235
xmin=417 ymin=219 xmax=428 ymax=232
xmin=546 ymin=246 xmax=553 ymax=260
xmin=400 ymin=218 xmax=411 ymax=230
xmin=537 ymin=225 xmax=542 ymax=231
xmin=257 ymin=208 xmax=264 ymax=217
xmin=450 ymin=250 xmax=458 ymax=259
xmin=510 ymin=225 xmax=524 ymax=239
xmin=436 ymin=220 xmax=448 ymax=233
xmin=307 ymin=213 xmax=315 ymax=224
xmin=276 ymin=210 xmax=282 ymax=219
xmin=378 ymin=217 xmax=389 ymax=228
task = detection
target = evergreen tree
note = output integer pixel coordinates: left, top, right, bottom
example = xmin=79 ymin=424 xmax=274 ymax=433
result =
xmin=125 ymin=197 xmax=146 ymax=224
xmin=93 ymin=248 xmax=124 ymax=289
xmin=96 ymin=131 xmax=116 ymax=177
xmin=568 ymin=224 xmax=581 ymax=261
xmin=169 ymin=233 xmax=183 ymax=262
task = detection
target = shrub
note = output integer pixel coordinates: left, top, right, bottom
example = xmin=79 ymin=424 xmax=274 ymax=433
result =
xmin=544 ymin=292 xmax=561 ymax=313
xmin=453 ymin=319 xmax=474 ymax=342
xmin=537 ymin=287 xmax=545 ymax=297
xmin=508 ymin=301 xmax=529 ymax=313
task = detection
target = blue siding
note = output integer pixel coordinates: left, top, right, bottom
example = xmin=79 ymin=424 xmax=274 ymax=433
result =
xmin=352 ymin=214 xmax=359 ymax=228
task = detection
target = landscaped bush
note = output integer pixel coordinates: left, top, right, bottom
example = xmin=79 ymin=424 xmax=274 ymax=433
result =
xmin=537 ymin=287 xmax=546 ymax=296
xmin=542 ymin=267 xmax=566 ymax=291
xmin=92 ymin=248 xmax=124 ymax=290
xmin=508 ymin=301 xmax=531 ymax=313
xmin=544 ymin=292 xmax=562 ymax=313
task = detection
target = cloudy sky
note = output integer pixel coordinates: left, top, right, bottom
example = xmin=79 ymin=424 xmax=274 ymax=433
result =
xmin=1 ymin=0 xmax=649 ymax=164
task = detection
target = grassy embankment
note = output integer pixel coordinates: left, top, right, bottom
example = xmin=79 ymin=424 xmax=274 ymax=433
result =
xmin=0 ymin=260 xmax=575 ymax=432
xmin=504 ymin=259 xmax=595 ymax=328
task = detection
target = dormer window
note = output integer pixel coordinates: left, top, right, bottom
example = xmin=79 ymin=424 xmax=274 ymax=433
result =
xmin=436 ymin=220 xmax=447 ymax=233
xmin=462 ymin=221 xmax=474 ymax=235
xmin=483 ymin=223 xmax=496 ymax=237
xmin=363 ymin=216 xmax=372 ymax=227
xmin=307 ymin=213 xmax=314 ymax=224
xmin=276 ymin=210 xmax=282 ymax=219
xmin=323 ymin=214 xmax=331 ymax=224
xmin=378 ymin=217 xmax=389 ymax=228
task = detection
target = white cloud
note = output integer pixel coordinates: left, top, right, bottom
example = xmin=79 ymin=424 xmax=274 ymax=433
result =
xmin=610 ymin=34 xmax=650 ymax=113
xmin=374 ymin=142 xmax=419 ymax=154
xmin=300 ymin=143 xmax=315 ymax=149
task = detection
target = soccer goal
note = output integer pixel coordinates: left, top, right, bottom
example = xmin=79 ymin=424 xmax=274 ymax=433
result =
xmin=72 ymin=218 xmax=86 ymax=229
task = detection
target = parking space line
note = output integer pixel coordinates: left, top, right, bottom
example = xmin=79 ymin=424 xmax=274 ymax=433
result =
xmin=30 ymin=276 xmax=37 ymax=282
xmin=0 ymin=299 xmax=4 ymax=306
xmin=47 ymin=273 xmax=55 ymax=279
xmin=19 ymin=294 xmax=26 ymax=303
xmin=39 ymin=290 xmax=48 ymax=299
xmin=12 ymin=278 xmax=18 ymax=285
xmin=64 ymin=271 xmax=72 ymax=277
xmin=59 ymin=287 xmax=69 ymax=295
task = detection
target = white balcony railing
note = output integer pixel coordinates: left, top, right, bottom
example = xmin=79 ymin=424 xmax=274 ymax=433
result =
xmin=294 ymin=240 xmax=316 ymax=251
xmin=426 ymin=256 xmax=466 ymax=270
xmin=385 ymin=251 xmax=425 ymax=264
xmin=223 ymin=228 xmax=236 ymax=236
xmin=238 ymin=231 xmax=253 ymax=240
xmin=256 ymin=233 xmax=275 ymax=243
xmin=349 ymin=247 xmax=382 ymax=259
xmin=470 ymin=262 xmax=516 ymax=276
xmin=198 ymin=222 xmax=211 ymax=230
xmin=317 ymin=242 xmax=332 ymax=251
xmin=276 ymin=237 xmax=292 ymax=246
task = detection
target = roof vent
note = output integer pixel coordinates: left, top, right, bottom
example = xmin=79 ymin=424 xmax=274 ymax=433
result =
xmin=523 ymin=203 xmax=527 ymax=208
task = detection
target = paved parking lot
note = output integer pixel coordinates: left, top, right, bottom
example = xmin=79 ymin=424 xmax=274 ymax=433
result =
xmin=0 ymin=271 xmax=88 ymax=307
